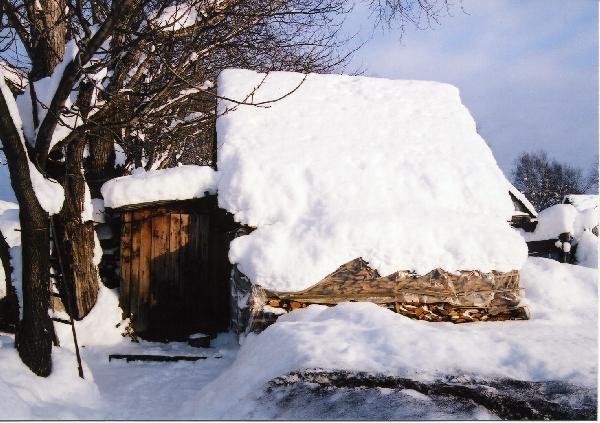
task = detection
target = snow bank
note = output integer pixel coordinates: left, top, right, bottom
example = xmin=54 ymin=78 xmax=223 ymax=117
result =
xmin=0 ymin=72 xmax=64 ymax=214
xmin=0 ymin=335 xmax=102 ymax=419
xmin=183 ymin=257 xmax=597 ymax=418
xmin=216 ymin=69 xmax=527 ymax=291
xmin=101 ymin=165 xmax=218 ymax=208
xmin=55 ymin=286 xmax=126 ymax=348
xmin=575 ymin=230 xmax=598 ymax=268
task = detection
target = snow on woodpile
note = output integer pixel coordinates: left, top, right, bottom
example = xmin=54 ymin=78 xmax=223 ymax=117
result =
xmin=216 ymin=69 xmax=527 ymax=292
xmin=101 ymin=165 xmax=218 ymax=208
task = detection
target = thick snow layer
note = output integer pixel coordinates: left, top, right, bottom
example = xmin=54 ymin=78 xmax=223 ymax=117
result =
xmin=564 ymin=194 xmax=598 ymax=212
xmin=0 ymin=339 xmax=102 ymax=419
xmin=0 ymin=73 xmax=64 ymax=214
xmin=100 ymin=165 xmax=218 ymax=208
xmin=183 ymin=258 xmax=597 ymax=419
xmin=216 ymin=69 xmax=527 ymax=291
xmin=575 ymin=230 xmax=598 ymax=268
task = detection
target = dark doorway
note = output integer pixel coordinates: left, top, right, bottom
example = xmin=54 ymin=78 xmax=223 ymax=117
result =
xmin=118 ymin=197 xmax=237 ymax=340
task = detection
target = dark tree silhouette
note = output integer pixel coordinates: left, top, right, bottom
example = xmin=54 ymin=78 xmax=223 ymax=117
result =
xmin=512 ymin=150 xmax=589 ymax=212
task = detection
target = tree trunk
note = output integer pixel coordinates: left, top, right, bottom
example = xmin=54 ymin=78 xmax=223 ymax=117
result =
xmin=55 ymin=139 xmax=99 ymax=319
xmin=0 ymin=229 xmax=19 ymax=333
xmin=28 ymin=0 xmax=67 ymax=81
xmin=86 ymin=133 xmax=116 ymax=198
xmin=0 ymin=93 xmax=53 ymax=377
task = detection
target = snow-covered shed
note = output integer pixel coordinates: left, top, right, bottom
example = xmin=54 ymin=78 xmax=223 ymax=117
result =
xmin=103 ymin=69 xmax=530 ymax=338
xmin=523 ymin=195 xmax=598 ymax=266
xmin=218 ymin=70 xmax=529 ymax=331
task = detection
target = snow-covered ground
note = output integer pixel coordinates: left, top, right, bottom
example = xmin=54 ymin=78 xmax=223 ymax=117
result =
xmin=0 ymin=256 xmax=596 ymax=419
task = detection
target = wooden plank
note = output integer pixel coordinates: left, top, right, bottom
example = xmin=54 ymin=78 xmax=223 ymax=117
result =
xmin=120 ymin=212 xmax=132 ymax=317
xmin=108 ymin=354 xmax=210 ymax=362
xmin=179 ymin=213 xmax=191 ymax=326
xmin=129 ymin=211 xmax=142 ymax=325
xmin=150 ymin=212 xmax=170 ymax=334
xmin=137 ymin=210 xmax=152 ymax=333
xmin=197 ymin=214 xmax=210 ymax=328
xmin=186 ymin=213 xmax=201 ymax=329
xmin=168 ymin=213 xmax=182 ymax=291
xmin=150 ymin=212 xmax=170 ymax=304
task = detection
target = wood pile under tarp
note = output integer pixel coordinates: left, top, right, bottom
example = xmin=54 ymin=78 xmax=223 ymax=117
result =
xmin=231 ymin=258 xmax=529 ymax=334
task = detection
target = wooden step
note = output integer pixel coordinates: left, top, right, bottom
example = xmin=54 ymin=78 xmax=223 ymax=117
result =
xmin=108 ymin=354 xmax=215 ymax=362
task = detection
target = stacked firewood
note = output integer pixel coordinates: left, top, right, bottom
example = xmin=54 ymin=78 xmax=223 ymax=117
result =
xmin=230 ymin=258 xmax=530 ymax=335
xmin=257 ymin=299 xmax=528 ymax=325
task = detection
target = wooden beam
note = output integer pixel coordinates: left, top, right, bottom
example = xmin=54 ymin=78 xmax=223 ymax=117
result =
xmin=108 ymin=354 xmax=211 ymax=362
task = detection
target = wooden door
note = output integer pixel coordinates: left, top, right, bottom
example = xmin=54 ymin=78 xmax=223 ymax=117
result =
xmin=119 ymin=201 xmax=236 ymax=340
xmin=119 ymin=208 xmax=207 ymax=339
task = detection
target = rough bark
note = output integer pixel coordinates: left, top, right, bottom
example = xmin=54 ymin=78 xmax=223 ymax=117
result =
xmin=0 ymin=93 xmax=53 ymax=377
xmin=86 ymin=132 xmax=116 ymax=198
xmin=27 ymin=0 xmax=68 ymax=81
xmin=55 ymin=139 xmax=99 ymax=319
xmin=49 ymin=81 xmax=100 ymax=319
xmin=0 ymin=229 xmax=19 ymax=333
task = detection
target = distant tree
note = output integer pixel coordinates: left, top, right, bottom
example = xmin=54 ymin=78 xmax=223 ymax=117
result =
xmin=512 ymin=150 xmax=588 ymax=211
xmin=584 ymin=154 xmax=598 ymax=194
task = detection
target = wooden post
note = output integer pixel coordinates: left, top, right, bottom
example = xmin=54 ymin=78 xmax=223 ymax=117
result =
xmin=119 ymin=212 xmax=132 ymax=317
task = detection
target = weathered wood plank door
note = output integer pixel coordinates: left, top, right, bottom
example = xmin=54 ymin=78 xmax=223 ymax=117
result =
xmin=119 ymin=203 xmax=234 ymax=340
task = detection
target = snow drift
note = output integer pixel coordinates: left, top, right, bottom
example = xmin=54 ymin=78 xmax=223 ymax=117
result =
xmin=216 ymin=69 xmax=527 ymax=291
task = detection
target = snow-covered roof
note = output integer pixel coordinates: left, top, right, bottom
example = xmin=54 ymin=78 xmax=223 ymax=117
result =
xmin=101 ymin=165 xmax=218 ymax=209
xmin=563 ymin=194 xmax=598 ymax=212
xmin=507 ymin=182 xmax=537 ymax=217
xmin=216 ymin=69 xmax=527 ymax=292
